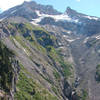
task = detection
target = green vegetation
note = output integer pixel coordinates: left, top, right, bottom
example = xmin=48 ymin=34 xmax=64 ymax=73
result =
xmin=9 ymin=22 xmax=72 ymax=79
xmin=33 ymin=26 xmax=47 ymax=32
xmin=33 ymin=30 xmax=56 ymax=48
xmin=53 ymin=70 xmax=60 ymax=80
xmin=52 ymin=86 xmax=59 ymax=96
xmin=0 ymin=41 xmax=14 ymax=92
xmin=59 ymin=60 xmax=72 ymax=78
xmin=14 ymin=23 xmax=47 ymax=54
xmin=47 ymin=46 xmax=60 ymax=62
xmin=46 ymin=46 xmax=72 ymax=78
xmin=1 ymin=21 xmax=75 ymax=100
xmin=14 ymin=36 xmax=28 ymax=48
xmin=31 ymin=41 xmax=47 ymax=54
xmin=95 ymin=64 xmax=100 ymax=82
xmin=8 ymin=24 xmax=15 ymax=30
xmin=40 ymin=74 xmax=53 ymax=84
xmin=81 ymin=90 xmax=88 ymax=100
xmin=15 ymin=64 xmax=58 ymax=100
xmin=14 ymin=35 xmax=31 ymax=54
xmin=8 ymin=22 xmax=56 ymax=55
xmin=24 ymin=23 xmax=33 ymax=31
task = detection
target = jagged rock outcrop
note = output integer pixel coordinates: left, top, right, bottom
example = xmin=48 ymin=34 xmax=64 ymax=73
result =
xmin=0 ymin=41 xmax=20 ymax=100
xmin=10 ymin=60 xmax=20 ymax=100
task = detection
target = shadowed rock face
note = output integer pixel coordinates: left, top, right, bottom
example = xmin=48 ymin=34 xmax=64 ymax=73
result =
xmin=63 ymin=80 xmax=72 ymax=99
xmin=0 ymin=41 xmax=20 ymax=100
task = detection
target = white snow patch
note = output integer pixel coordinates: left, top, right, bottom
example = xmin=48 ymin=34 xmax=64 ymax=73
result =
xmin=97 ymin=50 xmax=100 ymax=53
xmin=0 ymin=90 xmax=4 ymax=97
xmin=35 ymin=10 xmax=72 ymax=21
xmin=58 ymin=42 xmax=62 ymax=46
xmin=67 ymin=39 xmax=75 ymax=42
xmin=63 ymin=30 xmax=72 ymax=34
xmin=67 ymin=31 xmax=72 ymax=34
xmin=83 ymin=16 xmax=99 ymax=20
xmin=59 ymin=46 xmax=64 ymax=49
xmin=31 ymin=20 xmax=40 ymax=25
xmin=35 ymin=10 xmax=41 ymax=16
xmin=83 ymin=37 xmax=89 ymax=44
xmin=10 ymin=10 xmax=17 ymax=14
xmin=63 ymin=35 xmax=76 ymax=42
xmin=63 ymin=35 xmax=68 ymax=38
xmin=96 ymin=35 xmax=100 ymax=39
xmin=0 ymin=19 xmax=3 ymax=21
xmin=31 ymin=10 xmax=79 ymax=25
xmin=74 ymin=19 xmax=79 ymax=23
xmin=0 ymin=17 xmax=7 ymax=21
xmin=51 ymin=14 xmax=72 ymax=22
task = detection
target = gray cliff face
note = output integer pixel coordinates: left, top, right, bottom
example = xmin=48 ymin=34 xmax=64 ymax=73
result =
xmin=10 ymin=60 xmax=20 ymax=100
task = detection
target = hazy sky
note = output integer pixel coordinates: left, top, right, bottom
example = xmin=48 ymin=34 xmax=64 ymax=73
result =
xmin=0 ymin=0 xmax=100 ymax=17
xmin=0 ymin=0 xmax=31 ymax=11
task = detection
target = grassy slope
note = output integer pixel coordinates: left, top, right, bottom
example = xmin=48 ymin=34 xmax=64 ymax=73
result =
xmin=15 ymin=64 xmax=58 ymax=100
xmin=0 ymin=41 xmax=14 ymax=97
xmin=7 ymin=22 xmax=73 ymax=100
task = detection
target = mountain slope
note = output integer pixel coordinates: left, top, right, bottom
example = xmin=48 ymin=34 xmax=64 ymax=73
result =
xmin=0 ymin=20 xmax=78 ymax=100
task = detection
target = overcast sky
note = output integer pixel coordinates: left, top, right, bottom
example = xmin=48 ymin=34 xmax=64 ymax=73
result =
xmin=0 ymin=0 xmax=100 ymax=17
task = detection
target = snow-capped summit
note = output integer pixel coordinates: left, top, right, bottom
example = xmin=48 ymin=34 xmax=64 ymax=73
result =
xmin=0 ymin=1 xmax=100 ymax=36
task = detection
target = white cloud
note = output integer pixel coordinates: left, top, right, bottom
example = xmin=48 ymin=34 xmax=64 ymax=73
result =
xmin=76 ymin=0 xmax=80 ymax=2
xmin=0 ymin=0 xmax=31 ymax=11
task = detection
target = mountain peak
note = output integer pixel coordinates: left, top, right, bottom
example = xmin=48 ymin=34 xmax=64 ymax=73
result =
xmin=23 ymin=1 xmax=37 ymax=6
xmin=65 ymin=7 xmax=91 ymax=19
xmin=65 ymin=7 xmax=78 ymax=16
xmin=66 ymin=7 xmax=72 ymax=12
